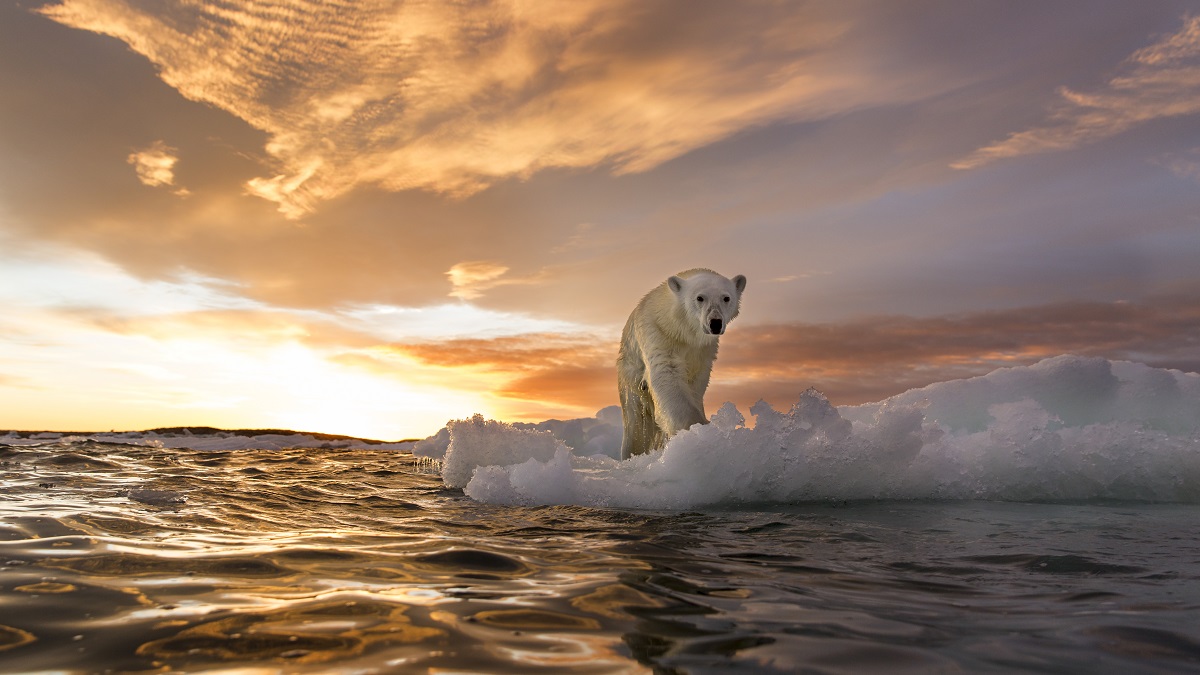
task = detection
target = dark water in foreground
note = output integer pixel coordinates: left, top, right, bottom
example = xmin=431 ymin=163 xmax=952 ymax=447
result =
xmin=1 ymin=441 xmax=1199 ymax=674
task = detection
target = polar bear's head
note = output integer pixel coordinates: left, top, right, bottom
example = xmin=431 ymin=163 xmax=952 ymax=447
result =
xmin=667 ymin=269 xmax=747 ymax=337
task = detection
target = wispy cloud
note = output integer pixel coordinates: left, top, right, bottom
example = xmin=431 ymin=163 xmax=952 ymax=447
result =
xmin=446 ymin=262 xmax=510 ymax=301
xmin=1160 ymin=146 xmax=1200 ymax=183
xmin=954 ymin=15 xmax=1200 ymax=170
xmin=40 ymin=1 xmax=952 ymax=216
xmin=382 ymin=333 xmax=614 ymax=418
xmin=446 ymin=261 xmax=547 ymax=300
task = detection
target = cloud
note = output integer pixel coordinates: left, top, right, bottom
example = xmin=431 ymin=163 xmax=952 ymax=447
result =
xmin=0 ymin=372 xmax=33 ymax=390
xmin=40 ymin=0 xmax=954 ymax=216
xmin=127 ymin=140 xmax=188 ymax=195
xmin=79 ymin=307 xmax=338 ymax=346
xmin=446 ymin=261 xmax=510 ymax=300
xmin=550 ymin=223 xmax=595 ymax=254
xmin=384 ymin=333 xmax=615 ymax=417
xmin=1160 ymin=146 xmax=1200 ymax=182
xmin=9 ymin=240 xmax=1198 ymax=430
xmin=954 ymin=15 xmax=1200 ymax=170
xmin=715 ymin=295 xmax=1200 ymax=405
xmin=384 ymin=295 xmax=1200 ymax=416
xmin=396 ymin=334 xmax=608 ymax=371
xmin=127 ymin=141 xmax=176 ymax=187
xmin=446 ymin=261 xmax=549 ymax=300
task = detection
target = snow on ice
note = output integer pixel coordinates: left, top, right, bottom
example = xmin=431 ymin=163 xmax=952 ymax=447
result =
xmin=428 ymin=356 xmax=1200 ymax=508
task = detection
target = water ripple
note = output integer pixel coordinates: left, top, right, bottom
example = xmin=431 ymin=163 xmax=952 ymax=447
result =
xmin=0 ymin=442 xmax=1197 ymax=672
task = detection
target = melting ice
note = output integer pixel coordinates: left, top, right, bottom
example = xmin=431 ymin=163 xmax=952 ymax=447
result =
xmin=424 ymin=356 xmax=1200 ymax=508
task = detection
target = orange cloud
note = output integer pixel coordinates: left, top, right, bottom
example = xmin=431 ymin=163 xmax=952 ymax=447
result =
xmin=397 ymin=335 xmax=605 ymax=369
xmin=127 ymin=140 xmax=183 ymax=191
xmin=954 ymin=14 xmax=1200 ymax=169
xmin=77 ymin=308 xmax=368 ymax=349
xmin=446 ymin=261 xmax=508 ymax=300
xmin=378 ymin=295 xmax=1200 ymax=416
xmin=445 ymin=261 xmax=552 ymax=300
xmin=11 ymin=271 xmax=1199 ymax=434
xmin=714 ymin=296 xmax=1200 ymax=406
xmin=380 ymin=334 xmax=614 ymax=418
xmin=41 ymin=1 xmax=957 ymax=216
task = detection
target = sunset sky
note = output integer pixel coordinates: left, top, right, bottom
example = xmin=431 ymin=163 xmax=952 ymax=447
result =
xmin=2 ymin=1 xmax=1199 ymax=440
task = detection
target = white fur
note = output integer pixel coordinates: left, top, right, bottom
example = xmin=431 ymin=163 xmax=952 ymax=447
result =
xmin=617 ymin=268 xmax=746 ymax=459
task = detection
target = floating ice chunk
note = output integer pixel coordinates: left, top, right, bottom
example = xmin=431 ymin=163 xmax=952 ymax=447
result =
xmin=451 ymin=356 xmax=1200 ymax=508
xmin=844 ymin=355 xmax=1200 ymax=435
xmin=411 ymin=406 xmax=623 ymax=460
xmin=441 ymin=415 xmax=568 ymax=489
xmin=410 ymin=427 xmax=450 ymax=459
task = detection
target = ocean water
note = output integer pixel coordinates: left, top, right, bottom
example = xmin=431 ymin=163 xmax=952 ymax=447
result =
xmin=2 ymin=355 xmax=1199 ymax=673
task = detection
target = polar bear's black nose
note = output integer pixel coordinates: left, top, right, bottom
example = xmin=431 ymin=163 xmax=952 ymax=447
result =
xmin=709 ymin=318 xmax=723 ymax=335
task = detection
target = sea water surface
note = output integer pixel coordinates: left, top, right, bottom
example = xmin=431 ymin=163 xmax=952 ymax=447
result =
xmin=2 ymin=356 xmax=1200 ymax=673
xmin=1 ymin=441 xmax=1199 ymax=673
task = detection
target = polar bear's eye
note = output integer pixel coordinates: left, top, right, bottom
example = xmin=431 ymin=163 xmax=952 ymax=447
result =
xmin=722 ymin=296 xmax=730 ymax=303
xmin=696 ymin=295 xmax=705 ymax=303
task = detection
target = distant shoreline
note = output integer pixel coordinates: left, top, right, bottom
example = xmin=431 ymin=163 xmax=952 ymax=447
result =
xmin=0 ymin=427 xmax=420 ymax=445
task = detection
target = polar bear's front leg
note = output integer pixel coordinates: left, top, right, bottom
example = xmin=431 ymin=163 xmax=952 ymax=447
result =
xmin=619 ymin=372 xmax=662 ymax=459
xmin=646 ymin=360 xmax=707 ymax=436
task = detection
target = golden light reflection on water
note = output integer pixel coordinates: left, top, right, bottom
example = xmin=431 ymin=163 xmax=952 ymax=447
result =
xmin=4 ymin=441 xmax=1200 ymax=673
xmin=0 ymin=625 xmax=37 ymax=653
xmin=571 ymin=583 xmax=667 ymax=620
xmin=494 ymin=632 xmax=649 ymax=671
xmin=377 ymin=587 xmax=446 ymax=606
xmin=2 ymin=445 xmax=657 ymax=670
xmin=13 ymin=582 xmax=77 ymax=594
xmin=429 ymin=609 xmax=648 ymax=672
xmin=473 ymin=608 xmax=601 ymax=630
xmin=137 ymin=598 xmax=444 ymax=667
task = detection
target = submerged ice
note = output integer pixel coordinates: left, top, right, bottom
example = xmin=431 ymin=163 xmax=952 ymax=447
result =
xmin=433 ymin=356 xmax=1200 ymax=508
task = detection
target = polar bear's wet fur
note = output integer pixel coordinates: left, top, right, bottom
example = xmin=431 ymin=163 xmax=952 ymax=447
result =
xmin=617 ymin=269 xmax=746 ymax=459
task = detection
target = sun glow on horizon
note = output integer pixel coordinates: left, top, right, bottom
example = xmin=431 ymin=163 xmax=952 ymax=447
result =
xmin=206 ymin=340 xmax=484 ymax=441
xmin=0 ymin=246 xmax=565 ymax=439
xmin=0 ymin=314 xmax=493 ymax=440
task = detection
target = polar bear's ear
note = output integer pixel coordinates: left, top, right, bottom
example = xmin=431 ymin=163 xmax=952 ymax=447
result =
xmin=733 ymin=275 xmax=747 ymax=294
xmin=667 ymin=276 xmax=685 ymax=295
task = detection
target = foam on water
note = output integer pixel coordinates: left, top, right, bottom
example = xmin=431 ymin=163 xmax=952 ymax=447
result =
xmin=436 ymin=356 xmax=1200 ymax=508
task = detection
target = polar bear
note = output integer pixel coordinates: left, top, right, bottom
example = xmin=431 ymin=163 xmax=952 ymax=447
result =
xmin=617 ymin=269 xmax=746 ymax=459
